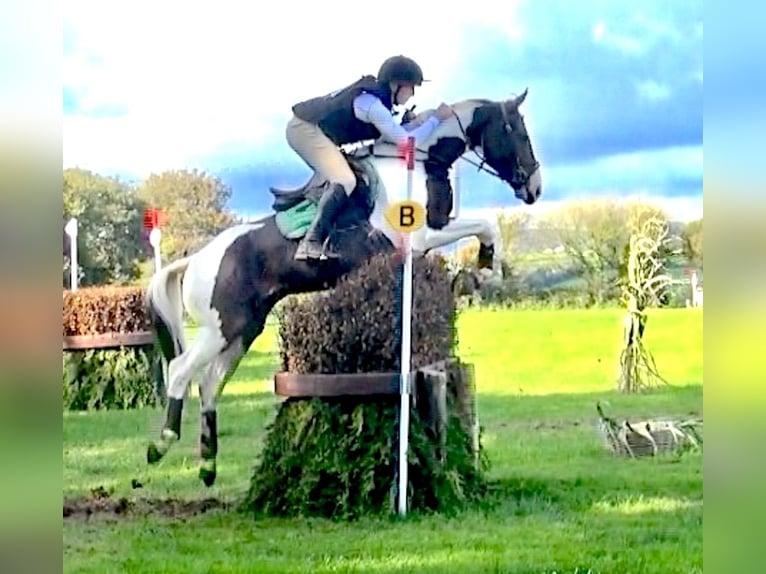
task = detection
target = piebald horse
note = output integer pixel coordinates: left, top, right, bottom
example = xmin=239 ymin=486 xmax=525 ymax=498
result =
xmin=144 ymin=90 xmax=542 ymax=486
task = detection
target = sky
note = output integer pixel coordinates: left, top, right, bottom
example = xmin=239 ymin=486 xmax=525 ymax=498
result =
xmin=62 ymin=0 xmax=703 ymax=222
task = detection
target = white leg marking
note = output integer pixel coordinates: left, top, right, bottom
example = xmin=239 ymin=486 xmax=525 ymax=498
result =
xmin=198 ymin=339 xmax=244 ymax=411
xmin=166 ymin=326 xmax=226 ymax=401
xmin=422 ymin=218 xmax=496 ymax=251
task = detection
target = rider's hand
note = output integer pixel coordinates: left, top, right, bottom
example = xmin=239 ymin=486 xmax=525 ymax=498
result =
xmin=434 ymin=103 xmax=453 ymax=121
xmin=402 ymin=107 xmax=417 ymax=124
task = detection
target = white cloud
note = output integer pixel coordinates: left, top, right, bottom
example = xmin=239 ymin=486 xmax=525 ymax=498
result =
xmin=592 ymin=21 xmax=605 ymax=41
xmin=63 ymin=0 xmax=525 ymax=177
xmin=592 ymin=9 xmax=697 ymax=59
xmin=633 ymin=11 xmax=684 ymax=44
xmin=635 ymin=79 xmax=672 ymax=102
xmin=546 ymin=145 xmax=701 ymax=187
xmin=591 ymin=20 xmax=647 ymax=55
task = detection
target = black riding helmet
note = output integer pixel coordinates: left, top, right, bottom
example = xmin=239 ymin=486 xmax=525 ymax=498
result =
xmin=377 ymin=55 xmax=426 ymax=86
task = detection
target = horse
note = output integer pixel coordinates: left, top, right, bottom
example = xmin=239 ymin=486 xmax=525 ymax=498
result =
xmin=144 ymin=90 xmax=542 ymax=487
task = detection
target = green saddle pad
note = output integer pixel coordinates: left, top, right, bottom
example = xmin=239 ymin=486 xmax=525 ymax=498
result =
xmin=275 ymin=198 xmax=318 ymax=239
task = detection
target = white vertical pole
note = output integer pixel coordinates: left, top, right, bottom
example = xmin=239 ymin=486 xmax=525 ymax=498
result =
xmin=691 ymin=270 xmax=699 ymax=307
xmin=397 ymin=136 xmax=415 ymax=517
xmin=64 ymin=217 xmax=78 ymax=291
xmin=149 ymin=227 xmax=162 ymax=273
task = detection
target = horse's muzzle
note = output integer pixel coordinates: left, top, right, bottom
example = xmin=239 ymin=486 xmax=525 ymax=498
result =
xmin=515 ymin=166 xmax=542 ymax=205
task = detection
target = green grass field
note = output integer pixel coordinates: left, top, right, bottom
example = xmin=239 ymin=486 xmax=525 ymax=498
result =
xmin=63 ymin=307 xmax=703 ymax=573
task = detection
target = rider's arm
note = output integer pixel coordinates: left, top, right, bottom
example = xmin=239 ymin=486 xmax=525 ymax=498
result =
xmin=353 ymin=93 xmax=442 ymax=146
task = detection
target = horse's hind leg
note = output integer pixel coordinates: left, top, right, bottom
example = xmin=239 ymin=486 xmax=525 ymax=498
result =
xmin=197 ymin=337 xmax=247 ymax=487
xmin=147 ymin=326 xmax=226 ymax=464
xmin=196 ymin=304 xmax=270 ymax=487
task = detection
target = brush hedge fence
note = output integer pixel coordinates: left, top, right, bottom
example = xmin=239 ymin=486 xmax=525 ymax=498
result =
xmin=243 ymin=253 xmax=489 ymax=520
xmin=62 ymin=286 xmax=160 ymax=411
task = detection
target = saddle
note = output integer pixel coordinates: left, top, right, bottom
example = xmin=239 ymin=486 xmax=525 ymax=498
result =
xmin=269 ymin=155 xmax=370 ymax=213
xmin=271 ymin=155 xmax=376 ymax=241
xmin=269 ymin=172 xmax=325 ymax=212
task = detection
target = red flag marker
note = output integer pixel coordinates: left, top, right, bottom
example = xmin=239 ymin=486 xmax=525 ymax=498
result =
xmin=143 ymin=208 xmax=169 ymax=230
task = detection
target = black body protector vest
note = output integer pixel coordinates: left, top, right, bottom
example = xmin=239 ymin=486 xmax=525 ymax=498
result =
xmin=292 ymin=75 xmax=394 ymax=145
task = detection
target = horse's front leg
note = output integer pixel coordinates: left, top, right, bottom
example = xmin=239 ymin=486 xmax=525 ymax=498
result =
xmin=422 ymin=218 xmax=503 ymax=277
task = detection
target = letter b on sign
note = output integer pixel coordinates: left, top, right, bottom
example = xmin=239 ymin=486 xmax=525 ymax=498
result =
xmin=384 ymin=201 xmax=426 ymax=233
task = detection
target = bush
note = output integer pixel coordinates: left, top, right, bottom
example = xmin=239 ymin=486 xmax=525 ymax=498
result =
xmin=662 ymin=282 xmax=692 ymax=308
xmin=63 ymin=286 xmax=159 ymax=411
xmin=63 ymin=286 xmax=149 ymax=335
xmin=277 ymin=252 xmax=457 ymax=374
xmin=243 ymin=253 xmax=488 ymax=520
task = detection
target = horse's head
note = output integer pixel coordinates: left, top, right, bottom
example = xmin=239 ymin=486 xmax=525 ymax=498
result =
xmin=463 ymin=90 xmax=542 ymax=205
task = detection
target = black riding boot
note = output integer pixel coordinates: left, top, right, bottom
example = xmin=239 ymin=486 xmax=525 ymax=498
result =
xmin=294 ymin=183 xmax=348 ymax=261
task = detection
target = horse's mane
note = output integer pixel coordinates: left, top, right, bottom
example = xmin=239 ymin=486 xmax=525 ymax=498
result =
xmin=410 ymin=98 xmax=492 ymax=123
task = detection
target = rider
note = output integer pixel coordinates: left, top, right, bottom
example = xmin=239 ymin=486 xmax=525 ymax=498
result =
xmin=287 ymin=55 xmax=454 ymax=260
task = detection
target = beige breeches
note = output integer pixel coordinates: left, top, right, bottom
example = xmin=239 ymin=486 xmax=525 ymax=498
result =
xmin=285 ymin=115 xmax=357 ymax=195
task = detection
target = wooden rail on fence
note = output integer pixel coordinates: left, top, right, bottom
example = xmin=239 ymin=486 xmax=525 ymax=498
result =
xmin=274 ymin=372 xmax=401 ymax=397
xmin=272 ymin=359 xmax=480 ymax=467
xmin=62 ymin=330 xmax=154 ymax=351
xmin=272 ymin=359 xmax=470 ymax=400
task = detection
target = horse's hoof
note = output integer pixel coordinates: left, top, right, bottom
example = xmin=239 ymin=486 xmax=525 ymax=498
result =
xmin=147 ymin=443 xmax=163 ymax=464
xmin=477 ymin=243 xmax=494 ymax=270
xmin=199 ymin=459 xmax=217 ymax=487
xmin=199 ymin=466 xmax=217 ymax=487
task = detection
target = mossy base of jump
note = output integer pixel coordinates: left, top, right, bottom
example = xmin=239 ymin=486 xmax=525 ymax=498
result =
xmin=241 ymin=359 xmax=488 ymax=521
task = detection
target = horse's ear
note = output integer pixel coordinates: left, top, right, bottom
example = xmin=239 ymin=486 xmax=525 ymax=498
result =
xmin=508 ymin=87 xmax=529 ymax=109
xmin=466 ymin=106 xmax=492 ymax=147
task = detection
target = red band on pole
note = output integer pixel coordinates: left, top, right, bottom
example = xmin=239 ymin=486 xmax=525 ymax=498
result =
xmin=398 ymin=137 xmax=415 ymax=171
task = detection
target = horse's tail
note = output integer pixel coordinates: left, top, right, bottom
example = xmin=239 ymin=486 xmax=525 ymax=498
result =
xmin=145 ymin=256 xmax=192 ymax=401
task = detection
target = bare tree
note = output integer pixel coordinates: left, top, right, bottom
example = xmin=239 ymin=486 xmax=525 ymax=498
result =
xmin=496 ymin=211 xmax=532 ymax=265
xmin=617 ymin=216 xmax=675 ymax=393
xmin=680 ymin=218 xmax=703 ymax=267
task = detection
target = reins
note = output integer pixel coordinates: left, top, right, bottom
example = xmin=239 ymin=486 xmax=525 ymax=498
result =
xmin=448 ymin=108 xmax=502 ymax=180
xmin=350 ymin=103 xmax=518 ymax=186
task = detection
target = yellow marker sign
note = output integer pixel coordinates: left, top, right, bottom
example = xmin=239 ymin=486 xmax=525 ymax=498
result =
xmin=384 ymin=200 xmax=425 ymax=233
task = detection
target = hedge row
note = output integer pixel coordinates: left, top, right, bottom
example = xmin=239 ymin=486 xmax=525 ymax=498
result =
xmin=63 ymin=286 xmax=160 ymax=411
xmin=276 ymin=252 xmax=457 ymax=375
xmin=63 ymin=286 xmax=149 ymax=336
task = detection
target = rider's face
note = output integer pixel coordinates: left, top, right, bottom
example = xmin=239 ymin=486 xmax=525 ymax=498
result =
xmin=393 ymin=83 xmax=415 ymax=105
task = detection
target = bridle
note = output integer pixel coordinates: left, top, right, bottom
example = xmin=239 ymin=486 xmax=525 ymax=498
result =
xmin=450 ymin=101 xmax=539 ymax=189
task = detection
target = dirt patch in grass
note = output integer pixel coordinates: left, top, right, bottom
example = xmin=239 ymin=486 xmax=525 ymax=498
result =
xmin=63 ymin=486 xmax=231 ymax=521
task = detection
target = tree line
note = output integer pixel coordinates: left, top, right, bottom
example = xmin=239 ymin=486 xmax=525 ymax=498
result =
xmin=63 ymin=167 xmax=239 ymax=288
xmin=63 ymin=167 xmax=703 ymax=306
xmin=453 ymin=198 xmax=703 ymax=307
